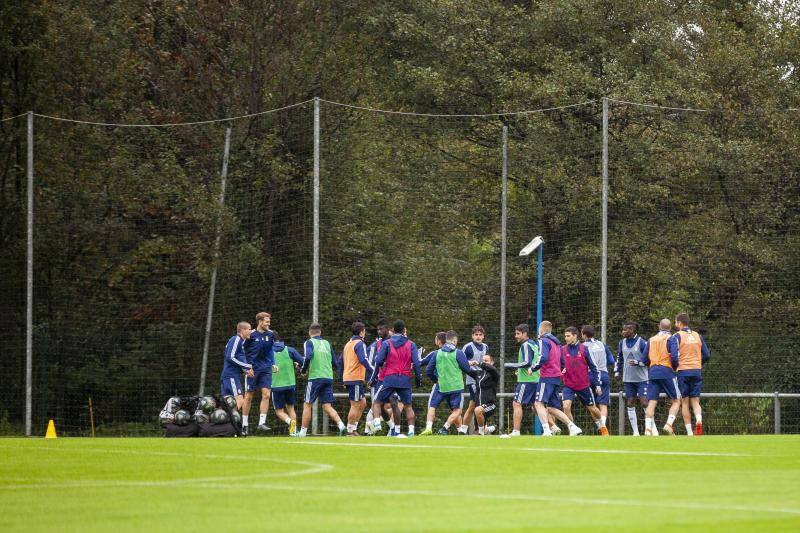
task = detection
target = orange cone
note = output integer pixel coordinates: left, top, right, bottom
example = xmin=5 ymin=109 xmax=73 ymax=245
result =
xmin=44 ymin=419 xmax=57 ymax=439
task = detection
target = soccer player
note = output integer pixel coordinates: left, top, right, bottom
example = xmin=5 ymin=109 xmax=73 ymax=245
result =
xmin=581 ymin=325 xmax=615 ymax=430
xmin=471 ymin=353 xmax=500 ymax=435
xmin=562 ymin=327 xmax=608 ymax=435
xmin=368 ymin=319 xmax=421 ymax=437
xmin=297 ymin=323 xmax=346 ymax=437
xmin=533 ymin=321 xmax=582 ymax=437
xmin=220 ymin=322 xmax=254 ymax=412
xmin=271 ymin=334 xmax=303 ymax=435
xmin=642 ymin=318 xmax=681 ymax=436
xmin=460 ymin=325 xmax=488 ymax=435
xmin=420 ymin=330 xmax=477 ymax=436
xmin=342 ymin=321 xmax=374 ymax=436
xmin=242 ymin=311 xmax=275 ymax=434
xmin=615 ymin=322 xmax=649 ymax=436
xmin=365 ymin=319 xmax=397 ymax=435
xmin=670 ymin=313 xmax=710 ymax=436
xmin=501 ymin=324 xmax=539 ymax=438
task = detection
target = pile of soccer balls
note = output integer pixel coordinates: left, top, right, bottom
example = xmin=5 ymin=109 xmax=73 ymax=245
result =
xmin=159 ymin=395 xmax=242 ymax=437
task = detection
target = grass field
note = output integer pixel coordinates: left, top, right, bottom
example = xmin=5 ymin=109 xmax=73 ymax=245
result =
xmin=1 ymin=435 xmax=799 ymax=532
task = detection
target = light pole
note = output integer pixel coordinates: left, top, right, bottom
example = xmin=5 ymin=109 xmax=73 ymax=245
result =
xmin=519 ymin=236 xmax=544 ymax=330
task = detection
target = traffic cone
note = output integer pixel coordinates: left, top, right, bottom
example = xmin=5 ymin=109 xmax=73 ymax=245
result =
xmin=44 ymin=419 xmax=57 ymax=439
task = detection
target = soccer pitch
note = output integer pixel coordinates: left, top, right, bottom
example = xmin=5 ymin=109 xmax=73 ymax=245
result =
xmin=1 ymin=436 xmax=798 ymax=532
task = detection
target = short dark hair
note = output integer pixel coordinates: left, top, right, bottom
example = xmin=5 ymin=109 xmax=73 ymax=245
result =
xmin=675 ymin=313 xmax=690 ymax=326
xmin=581 ymin=325 xmax=595 ymax=338
xmin=472 ymin=325 xmax=485 ymax=335
xmin=352 ymin=321 xmax=365 ymax=336
xmin=623 ymin=321 xmax=639 ymax=332
xmin=445 ymin=330 xmax=458 ymax=343
xmin=515 ymin=324 xmax=529 ymax=334
xmin=272 ymin=331 xmax=281 ymax=341
xmin=435 ymin=331 xmax=447 ymax=344
xmin=309 ymin=323 xmax=322 ymax=334
xmin=564 ymin=326 xmax=580 ymax=336
xmin=484 ymin=353 xmax=494 ymax=361
xmin=376 ymin=318 xmax=388 ymax=327
xmin=393 ymin=319 xmax=405 ymax=334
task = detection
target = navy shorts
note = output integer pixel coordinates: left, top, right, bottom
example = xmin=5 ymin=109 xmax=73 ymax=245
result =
xmin=647 ymin=376 xmax=681 ymax=401
xmin=272 ymin=387 xmax=296 ymax=409
xmin=428 ymin=385 xmax=464 ymax=410
xmin=304 ymin=380 xmax=335 ymax=404
xmin=466 ymin=383 xmax=477 ymax=403
xmin=678 ymin=374 xmax=703 ymax=398
xmin=513 ymin=382 xmax=537 ymax=406
xmin=345 ymin=381 xmax=366 ymax=401
xmin=624 ymin=381 xmax=648 ymax=399
xmin=536 ymin=381 xmax=562 ymax=408
xmin=374 ymin=383 xmax=412 ymax=404
xmin=220 ymin=374 xmax=243 ymax=397
xmin=596 ymin=371 xmax=611 ymax=405
xmin=562 ymin=385 xmax=596 ymax=406
xmin=246 ymin=370 xmax=272 ymax=392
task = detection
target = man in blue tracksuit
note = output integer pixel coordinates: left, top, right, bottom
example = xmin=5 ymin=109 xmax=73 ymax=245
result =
xmin=220 ymin=321 xmax=254 ymax=410
xmin=581 ymin=324 xmax=615 ymax=429
xmin=243 ymin=311 xmax=275 ymax=434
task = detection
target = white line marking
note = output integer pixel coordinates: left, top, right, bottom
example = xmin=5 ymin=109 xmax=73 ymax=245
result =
xmin=287 ymin=440 xmax=752 ymax=457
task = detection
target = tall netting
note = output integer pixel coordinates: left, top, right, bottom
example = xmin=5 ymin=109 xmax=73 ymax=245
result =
xmin=502 ymin=104 xmax=604 ymax=433
xmin=607 ymin=102 xmax=800 ymax=434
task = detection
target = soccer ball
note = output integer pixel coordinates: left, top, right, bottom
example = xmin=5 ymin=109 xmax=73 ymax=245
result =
xmin=222 ymin=395 xmax=237 ymax=410
xmin=174 ymin=410 xmax=191 ymax=426
xmin=198 ymin=396 xmax=217 ymax=414
xmin=230 ymin=410 xmax=242 ymax=426
xmin=211 ymin=408 xmax=230 ymax=424
xmin=193 ymin=410 xmax=210 ymax=425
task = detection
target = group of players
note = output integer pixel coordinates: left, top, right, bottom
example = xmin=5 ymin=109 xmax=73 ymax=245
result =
xmin=219 ymin=311 xmax=709 ymax=437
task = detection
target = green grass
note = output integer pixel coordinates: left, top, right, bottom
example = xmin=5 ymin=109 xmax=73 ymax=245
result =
xmin=1 ymin=435 xmax=799 ymax=532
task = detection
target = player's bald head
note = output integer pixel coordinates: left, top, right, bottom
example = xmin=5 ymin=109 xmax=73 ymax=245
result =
xmin=659 ymin=318 xmax=672 ymax=331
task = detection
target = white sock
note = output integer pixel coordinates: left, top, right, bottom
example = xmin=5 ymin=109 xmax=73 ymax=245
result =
xmin=458 ymin=425 xmax=468 ymax=433
xmin=645 ymin=417 xmax=653 ymax=431
xmin=242 ymin=415 xmax=249 ymax=427
xmin=695 ymin=413 xmax=702 ymax=423
xmin=667 ymin=414 xmax=676 ymax=426
xmin=567 ymin=421 xmax=578 ymax=430
xmin=685 ymin=424 xmax=693 ymax=436
xmin=299 ymin=427 xmax=307 ymax=436
xmin=627 ymin=407 xmax=638 ymax=433
xmin=373 ymin=419 xmax=382 ymax=431
xmin=347 ymin=423 xmax=356 ymax=432
xmin=479 ymin=426 xmax=485 ymax=435
xmin=387 ymin=419 xmax=395 ymax=430
xmin=425 ymin=421 xmax=433 ymax=431
xmin=337 ymin=421 xmax=345 ymax=431
xmin=408 ymin=425 xmax=414 ymax=434
xmin=594 ymin=419 xmax=602 ymax=429
xmin=542 ymin=425 xmax=553 ymax=436
xmin=600 ymin=416 xmax=607 ymax=427
xmin=366 ymin=410 xmax=374 ymax=425
xmin=443 ymin=422 xmax=451 ymax=429
xmin=283 ymin=416 xmax=291 ymax=425
xmin=259 ymin=413 xmax=267 ymax=425
xmin=511 ymin=430 xmax=520 ymax=436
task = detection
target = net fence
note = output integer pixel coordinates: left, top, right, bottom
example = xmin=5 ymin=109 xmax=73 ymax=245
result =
xmin=0 ymin=96 xmax=797 ymax=436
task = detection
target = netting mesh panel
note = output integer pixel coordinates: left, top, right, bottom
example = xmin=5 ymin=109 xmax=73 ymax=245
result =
xmin=22 ymin=119 xmax=228 ymax=435
xmin=607 ymin=103 xmax=800 ymax=402
xmin=318 ymin=104 xmax=503 ymax=363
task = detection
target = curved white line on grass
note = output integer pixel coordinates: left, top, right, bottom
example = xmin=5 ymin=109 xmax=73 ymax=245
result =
xmin=0 ymin=445 xmax=332 ymax=490
xmin=286 ymin=440 xmax=751 ymax=457
xmin=187 ymin=481 xmax=800 ymax=517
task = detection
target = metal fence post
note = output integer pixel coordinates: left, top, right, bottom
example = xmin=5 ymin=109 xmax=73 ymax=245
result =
xmin=499 ymin=125 xmax=508 ymax=432
xmin=25 ymin=111 xmax=34 ymax=437
xmin=617 ymin=391 xmax=625 ymax=435
xmin=774 ymin=392 xmax=781 ymax=435
xmin=601 ymin=98 xmax=609 ymax=343
xmin=312 ymin=97 xmax=320 ymax=434
xmin=199 ymin=127 xmax=232 ymax=396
